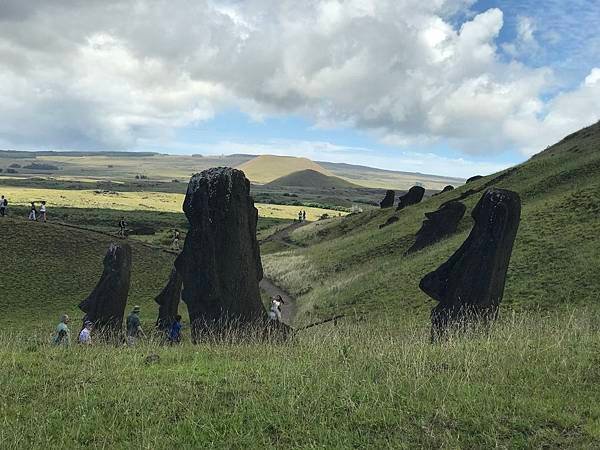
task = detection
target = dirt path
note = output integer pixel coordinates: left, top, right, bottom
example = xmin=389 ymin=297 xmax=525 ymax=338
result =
xmin=259 ymin=278 xmax=297 ymax=326
xmin=260 ymin=220 xmax=307 ymax=246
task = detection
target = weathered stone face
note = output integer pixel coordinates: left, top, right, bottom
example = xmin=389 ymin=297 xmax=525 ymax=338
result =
xmin=397 ymin=186 xmax=425 ymax=211
xmin=155 ymin=267 xmax=183 ymax=331
xmin=79 ymin=243 xmax=132 ymax=333
xmin=433 ymin=185 xmax=454 ymax=196
xmin=379 ymin=216 xmax=399 ymax=229
xmin=380 ymin=190 xmax=395 ymax=208
xmin=406 ymin=202 xmax=466 ymax=254
xmin=175 ymin=167 xmax=265 ymax=336
xmin=419 ymin=189 xmax=521 ymax=339
xmin=466 ymin=175 xmax=483 ymax=183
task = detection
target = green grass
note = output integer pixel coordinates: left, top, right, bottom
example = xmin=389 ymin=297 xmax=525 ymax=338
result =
xmin=0 ymin=218 xmax=175 ymax=328
xmin=2 ymin=311 xmax=600 ymax=448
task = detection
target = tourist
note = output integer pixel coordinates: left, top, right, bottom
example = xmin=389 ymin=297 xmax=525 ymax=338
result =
xmin=171 ymin=229 xmax=180 ymax=250
xmin=53 ymin=314 xmax=71 ymax=346
xmin=126 ymin=305 xmax=144 ymax=345
xmin=78 ymin=321 xmax=93 ymax=345
xmin=298 ymin=210 xmax=303 ymax=222
xmin=39 ymin=201 xmax=47 ymax=222
xmin=268 ymin=295 xmax=285 ymax=322
xmin=118 ymin=217 xmax=127 ymax=237
xmin=0 ymin=195 xmax=6 ymax=217
xmin=168 ymin=315 xmax=183 ymax=344
xmin=28 ymin=202 xmax=37 ymax=221
xmin=302 ymin=210 xmax=306 ymax=221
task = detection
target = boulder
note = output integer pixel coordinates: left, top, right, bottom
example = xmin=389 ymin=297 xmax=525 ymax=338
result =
xmin=433 ymin=185 xmax=454 ymax=196
xmin=379 ymin=216 xmax=399 ymax=229
xmin=155 ymin=267 xmax=183 ymax=331
xmin=175 ymin=167 xmax=266 ymax=338
xmin=79 ymin=243 xmax=132 ymax=335
xmin=379 ymin=190 xmax=395 ymax=208
xmin=406 ymin=201 xmax=466 ymax=254
xmin=397 ymin=186 xmax=425 ymax=211
xmin=419 ymin=189 xmax=521 ymax=340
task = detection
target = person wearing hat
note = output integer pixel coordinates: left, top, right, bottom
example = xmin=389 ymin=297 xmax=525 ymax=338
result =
xmin=53 ymin=314 xmax=71 ymax=346
xmin=126 ymin=305 xmax=144 ymax=346
xmin=78 ymin=321 xmax=93 ymax=345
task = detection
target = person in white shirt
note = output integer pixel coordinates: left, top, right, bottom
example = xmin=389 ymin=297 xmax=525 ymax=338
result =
xmin=79 ymin=321 xmax=93 ymax=345
xmin=269 ymin=295 xmax=285 ymax=322
xmin=39 ymin=201 xmax=47 ymax=222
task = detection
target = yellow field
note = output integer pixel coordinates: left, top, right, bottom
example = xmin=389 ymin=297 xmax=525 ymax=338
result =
xmin=1 ymin=186 xmax=347 ymax=220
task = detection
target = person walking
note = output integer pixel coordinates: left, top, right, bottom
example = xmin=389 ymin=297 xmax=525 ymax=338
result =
xmin=168 ymin=315 xmax=183 ymax=344
xmin=28 ymin=202 xmax=37 ymax=221
xmin=78 ymin=321 xmax=93 ymax=345
xmin=268 ymin=295 xmax=285 ymax=322
xmin=39 ymin=201 xmax=47 ymax=222
xmin=126 ymin=305 xmax=144 ymax=346
xmin=298 ymin=210 xmax=303 ymax=222
xmin=302 ymin=210 xmax=307 ymax=221
xmin=0 ymin=195 xmax=6 ymax=217
xmin=53 ymin=314 xmax=71 ymax=346
xmin=171 ymin=229 xmax=181 ymax=251
xmin=118 ymin=217 xmax=127 ymax=238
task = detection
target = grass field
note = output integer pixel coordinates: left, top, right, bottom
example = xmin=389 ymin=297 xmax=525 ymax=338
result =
xmin=0 ymin=186 xmax=346 ymax=221
xmin=2 ymin=312 xmax=600 ymax=448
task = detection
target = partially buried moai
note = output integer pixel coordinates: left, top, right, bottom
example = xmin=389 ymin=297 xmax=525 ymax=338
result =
xmin=397 ymin=186 xmax=425 ymax=211
xmin=175 ymin=167 xmax=267 ymax=339
xmin=419 ymin=189 xmax=521 ymax=340
xmin=79 ymin=243 xmax=132 ymax=336
xmin=406 ymin=201 xmax=466 ymax=254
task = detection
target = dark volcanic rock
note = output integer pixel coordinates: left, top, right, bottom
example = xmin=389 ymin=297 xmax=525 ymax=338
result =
xmin=466 ymin=175 xmax=484 ymax=183
xmin=175 ymin=167 xmax=266 ymax=337
xmin=433 ymin=185 xmax=454 ymax=196
xmin=396 ymin=186 xmax=425 ymax=211
xmin=380 ymin=190 xmax=396 ymax=208
xmin=79 ymin=243 xmax=132 ymax=334
xmin=406 ymin=201 xmax=466 ymax=254
xmin=379 ymin=216 xmax=399 ymax=229
xmin=155 ymin=267 xmax=183 ymax=331
xmin=419 ymin=189 xmax=521 ymax=340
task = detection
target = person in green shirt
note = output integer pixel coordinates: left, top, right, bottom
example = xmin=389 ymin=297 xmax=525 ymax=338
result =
xmin=53 ymin=314 xmax=71 ymax=346
xmin=126 ymin=306 xmax=144 ymax=346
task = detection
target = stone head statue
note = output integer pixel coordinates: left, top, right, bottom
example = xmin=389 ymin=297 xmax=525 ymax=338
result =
xmin=419 ymin=188 xmax=521 ymax=337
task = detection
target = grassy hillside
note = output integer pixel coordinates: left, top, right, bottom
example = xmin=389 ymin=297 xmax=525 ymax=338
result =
xmin=0 ymin=218 xmax=175 ymax=328
xmin=267 ymin=169 xmax=361 ymax=189
xmin=263 ymin=121 xmax=600 ymax=326
xmin=236 ymin=155 xmax=333 ymax=184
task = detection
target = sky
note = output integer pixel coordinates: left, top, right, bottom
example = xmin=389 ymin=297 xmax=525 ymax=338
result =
xmin=0 ymin=0 xmax=599 ymax=178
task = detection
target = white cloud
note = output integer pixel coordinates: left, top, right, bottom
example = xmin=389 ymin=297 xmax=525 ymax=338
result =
xmin=0 ymin=0 xmax=598 ymax=158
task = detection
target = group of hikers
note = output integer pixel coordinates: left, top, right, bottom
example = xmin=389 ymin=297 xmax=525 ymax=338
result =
xmin=297 ymin=210 xmax=307 ymax=222
xmin=29 ymin=201 xmax=48 ymax=222
xmin=0 ymin=195 xmax=47 ymax=221
xmin=52 ymin=296 xmax=286 ymax=346
xmin=52 ymin=305 xmax=183 ymax=347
